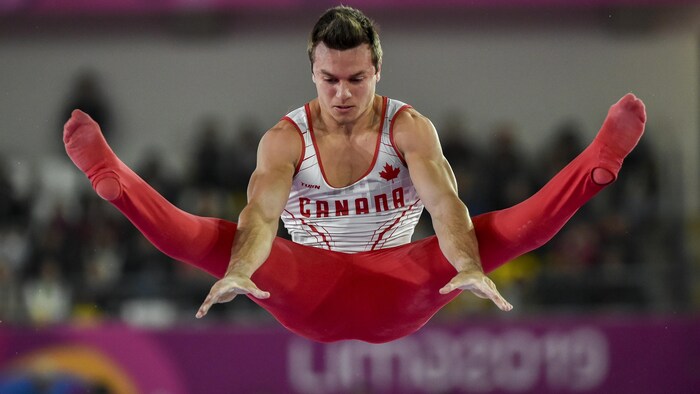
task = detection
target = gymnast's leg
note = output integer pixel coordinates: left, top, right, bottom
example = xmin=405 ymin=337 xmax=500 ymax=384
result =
xmin=64 ymin=112 xmax=358 ymax=340
xmin=63 ymin=110 xmax=233 ymax=278
xmin=472 ymin=93 xmax=646 ymax=273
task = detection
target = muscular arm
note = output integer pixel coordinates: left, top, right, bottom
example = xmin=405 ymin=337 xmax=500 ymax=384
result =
xmin=393 ymin=109 xmax=512 ymax=311
xmin=393 ymin=109 xmax=479 ymax=270
xmin=227 ymin=125 xmax=298 ymax=277
xmin=196 ymin=120 xmax=300 ymax=318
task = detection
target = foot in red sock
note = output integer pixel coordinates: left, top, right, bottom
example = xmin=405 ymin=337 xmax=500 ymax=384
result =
xmin=63 ymin=110 xmax=123 ymax=201
xmin=591 ymin=93 xmax=646 ymax=185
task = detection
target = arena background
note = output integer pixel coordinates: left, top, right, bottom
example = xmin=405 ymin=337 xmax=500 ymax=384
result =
xmin=0 ymin=0 xmax=699 ymax=393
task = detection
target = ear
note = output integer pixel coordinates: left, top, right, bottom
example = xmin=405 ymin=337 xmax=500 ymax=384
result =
xmin=311 ymin=71 xmax=317 ymax=84
xmin=376 ymin=63 xmax=382 ymax=82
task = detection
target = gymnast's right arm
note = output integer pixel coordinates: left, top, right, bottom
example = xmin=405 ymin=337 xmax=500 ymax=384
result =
xmin=196 ymin=121 xmax=300 ymax=318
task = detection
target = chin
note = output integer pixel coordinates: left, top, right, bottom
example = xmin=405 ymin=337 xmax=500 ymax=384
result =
xmin=330 ymin=110 xmax=357 ymax=122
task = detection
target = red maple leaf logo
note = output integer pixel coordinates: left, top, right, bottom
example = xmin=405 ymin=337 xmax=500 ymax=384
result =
xmin=379 ymin=163 xmax=400 ymax=182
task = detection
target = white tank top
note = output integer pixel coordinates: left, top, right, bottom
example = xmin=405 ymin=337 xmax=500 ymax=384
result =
xmin=280 ymin=97 xmax=424 ymax=253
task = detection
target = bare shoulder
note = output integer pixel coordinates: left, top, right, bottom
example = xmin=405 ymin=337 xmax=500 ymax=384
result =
xmin=393 ymin=107 xmax=432 ymax=129
xmin=257 ymin=119 xmax=303 ymax=170
xmin=261 ymin=119 xmax=303 ymax=148
xmin=392 ymin=107 xmax=441 ymax=157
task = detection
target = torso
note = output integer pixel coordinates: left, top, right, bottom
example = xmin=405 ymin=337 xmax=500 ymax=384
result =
xmin=280 ymin=96 xmax=425 ymax=253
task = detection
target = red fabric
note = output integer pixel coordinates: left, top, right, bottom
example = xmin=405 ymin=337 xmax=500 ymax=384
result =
xmin=66 ymin=141 xmax=604 ymax=343
xmin=64 ymin=94 xmax=643 ymax=343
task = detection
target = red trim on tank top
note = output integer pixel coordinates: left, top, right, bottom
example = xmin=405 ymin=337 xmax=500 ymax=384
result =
xmin=284 ymin=208 xmax=332 ymax=250
xmin=389 ymin=104 xmax=413 ymax=167
xmin=370 ymin=198 xmax=421 ymax=251
xmin=305 ymin=97 xmax=388 ymax=189
xmin=281 ymin=116 xmax=306 ymax=176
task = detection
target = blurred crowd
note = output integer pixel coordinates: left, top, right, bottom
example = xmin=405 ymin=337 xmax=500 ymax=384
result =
xmin=0 ymin=71 xmax=677 ymax=328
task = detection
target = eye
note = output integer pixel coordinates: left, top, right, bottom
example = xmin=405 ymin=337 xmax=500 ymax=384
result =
xmin=350 ymin=78 xmax=363 ymax=84
xmin=324 ymin=78 xmax=338 ymax=84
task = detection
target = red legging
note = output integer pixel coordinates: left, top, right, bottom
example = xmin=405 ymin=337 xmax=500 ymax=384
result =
xmin=65 ymin=94 xmax=645 ymax=343
xmin=86 ymin=141 xmax=608 ymax=343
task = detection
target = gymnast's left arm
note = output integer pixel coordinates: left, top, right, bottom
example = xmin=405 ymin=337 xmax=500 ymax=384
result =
xmin=393 ymin=108 xmax=513 ymax=312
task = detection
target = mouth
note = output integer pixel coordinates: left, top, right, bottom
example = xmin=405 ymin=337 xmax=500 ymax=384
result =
xmin=333 ymin=105 xmax=354 ymax=113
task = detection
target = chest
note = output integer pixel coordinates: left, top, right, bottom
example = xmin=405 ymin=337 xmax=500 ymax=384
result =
xmin=314 ymin=132 xmax=379 ymax=188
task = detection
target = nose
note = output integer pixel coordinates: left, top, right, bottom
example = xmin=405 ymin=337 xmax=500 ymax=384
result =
xmin=336 ymin=82 xmax=352 ymax=100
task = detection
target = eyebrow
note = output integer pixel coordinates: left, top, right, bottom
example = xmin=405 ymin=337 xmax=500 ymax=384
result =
xmin=319 ymin=70 xmax=368 ymax=79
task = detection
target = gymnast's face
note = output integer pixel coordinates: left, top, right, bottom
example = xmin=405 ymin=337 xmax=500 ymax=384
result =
xmin=311 ymin=43 xmax=381 ymax=125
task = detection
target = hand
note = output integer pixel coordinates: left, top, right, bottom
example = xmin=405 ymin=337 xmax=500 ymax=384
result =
xmin=196 ymin=274 xmax=270 ymax=318
xmin=439 ymin=270 xmax=513 ymax=311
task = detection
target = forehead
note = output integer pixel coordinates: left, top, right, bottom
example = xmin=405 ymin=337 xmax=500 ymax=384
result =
xmin=312 ymin=43 xmax=375 ymax=74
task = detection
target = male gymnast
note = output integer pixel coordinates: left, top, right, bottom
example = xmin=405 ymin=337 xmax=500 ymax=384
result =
xmin=63 ymin=6 xmax=646 ymax=343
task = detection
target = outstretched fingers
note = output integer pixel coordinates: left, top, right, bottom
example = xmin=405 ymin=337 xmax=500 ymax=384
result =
xmin=249 ymin=286 xmax=271 ymax=300
xmin=480 ymin=278 xmax=513 ymax=311
xmin=439 ymin=271 xmax=513 ymax=312
xmin=195 ymin=276 xmax=270 ymax=319
xmin=196 ymin=293 xmax=225 ymax=319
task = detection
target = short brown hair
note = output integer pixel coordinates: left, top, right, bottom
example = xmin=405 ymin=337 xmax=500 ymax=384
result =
xmin=308 ymin=6 xmax=382 ymax=72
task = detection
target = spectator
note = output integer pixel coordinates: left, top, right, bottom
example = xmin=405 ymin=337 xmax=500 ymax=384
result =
xmin=23 ymin=258 xmax=72 ymax=324
xmin=189 ymin=115 xmax=225 ymax=191
xmin=60 ymin=69 xmax=113 ymax=144
xmin=482 ymin=121 xmax=535 ymax=211
xmin=0 ymin=257 xmax=24 ymax=322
